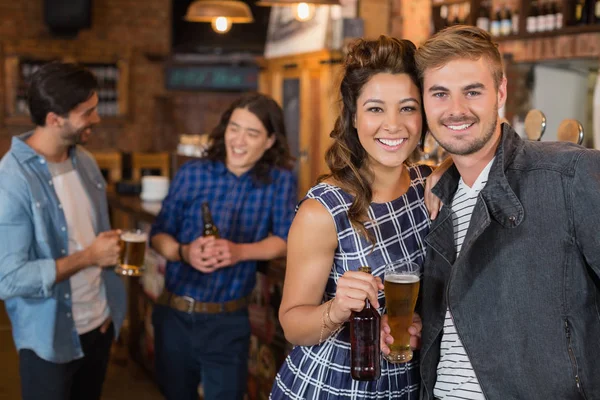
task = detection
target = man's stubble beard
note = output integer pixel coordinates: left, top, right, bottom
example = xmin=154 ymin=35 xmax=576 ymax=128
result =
xmin=429 ymin=103 xmax=498 ymax=156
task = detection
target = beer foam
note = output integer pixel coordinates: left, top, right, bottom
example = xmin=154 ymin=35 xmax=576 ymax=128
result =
xmin=385 ymin=274 xmax=419 ymax=284
xmin=121 ymin=232 xmax=147 ymax=242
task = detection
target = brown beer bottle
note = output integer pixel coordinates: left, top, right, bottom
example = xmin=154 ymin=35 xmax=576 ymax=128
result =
xmin=201 ymin=202 xmax=220 ymax=238
xmin=349 ymin=266 xmax=381 ymax=381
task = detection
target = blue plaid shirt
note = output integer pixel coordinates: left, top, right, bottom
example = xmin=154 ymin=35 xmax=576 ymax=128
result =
xmin=150 ymin=159 xmax=297 ymax=303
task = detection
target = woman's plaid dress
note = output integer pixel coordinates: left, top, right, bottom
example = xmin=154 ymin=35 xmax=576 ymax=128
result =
xmin=270 ymin=165 xmax=432 ymax=400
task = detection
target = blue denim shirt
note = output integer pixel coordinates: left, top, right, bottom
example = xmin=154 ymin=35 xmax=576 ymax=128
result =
xmin=0 ymin=132 xmax=126 ymax=363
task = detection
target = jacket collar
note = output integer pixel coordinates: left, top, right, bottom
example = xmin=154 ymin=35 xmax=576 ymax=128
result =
xmin=432 ymin=123 xmax=524 ymax=229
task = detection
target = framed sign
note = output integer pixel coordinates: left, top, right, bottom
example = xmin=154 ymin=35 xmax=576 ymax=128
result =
xmin=165 ymin=65 xmax=259 ymax=91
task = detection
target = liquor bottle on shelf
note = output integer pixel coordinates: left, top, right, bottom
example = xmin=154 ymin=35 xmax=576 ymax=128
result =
xmin=439 ymin=5 xmax=449 ymax=30
xmin=572 ymin=0 xmax=589 ymax=25
xmin=501 ymin=4 xmax=512 ymax=35
xmin=555 ymin=0 xmax=564 ymax=28
xmin=476 ymin=0 xmax=491 ymax=32
xmin=537 ymin=0 xmax=548 ymax=31
xmin=491 ymin=7 xmax=502 ymax=36
xmin=456 ymin=3 xmax=465 ymax=25
xmin=512 ymin=7 xmax=520 ymax=34
xmin=459 ymin=2 xmax=470 ymax=25
xmin=528 ymin=0 xmax=539 ymax=33
xmin=593 ymin=0 xmax=600 ymax=23
xmin=449 ymin=4 xmax=460 ymax=26
xmin=350 ymin=266 xmax=381 ymax=381
xmin=546 ymin=0 xmax=557 ymax=30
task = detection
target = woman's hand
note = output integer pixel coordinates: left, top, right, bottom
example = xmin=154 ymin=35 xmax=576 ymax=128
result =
xmin=424 ymin=156 xmax=453 ymax=220
xmin=329 ymin=270 xmax=384 ymax=324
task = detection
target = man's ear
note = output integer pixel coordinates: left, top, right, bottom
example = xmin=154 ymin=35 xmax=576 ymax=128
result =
xmin=497 ymin=75 xmax=508 ymax=110
xmin=266 ymin=133 xmax=276 ymax=150
xmin=46 ymin=112 xmax=63 ymax=128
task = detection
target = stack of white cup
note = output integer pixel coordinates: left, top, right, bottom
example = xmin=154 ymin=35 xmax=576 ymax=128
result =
xmin=140 ymin=176 xmax=169 ymax=202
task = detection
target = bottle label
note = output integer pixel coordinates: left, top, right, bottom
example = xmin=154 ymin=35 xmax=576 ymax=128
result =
xmin=576 ymin=4 xmax=583 ymax=21
xmin=491 ymin=20 xmax=501 ymax=36
xmin=501 ymin=19 xmax=511 ymax=35
xmin=527 ymin=16 xmax=537 ymax=33
xmin=512 ymin=15 xmax=519 ymax=34
xmin=546 ymin=14 xmax=556 ymax=31
xmin=477 ymin=17 xmax=490 ymax=32
xmin=556 ymin=13 xmax=563 ymax=29
xmin=596 ymin=1 xmax=600 ymax=17
xmin=537 ymin=14 xmax=546 ymax=32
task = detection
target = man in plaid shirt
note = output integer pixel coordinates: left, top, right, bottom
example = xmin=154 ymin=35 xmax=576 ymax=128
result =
xmin=150 ymin=93 xmax=296 ymax=400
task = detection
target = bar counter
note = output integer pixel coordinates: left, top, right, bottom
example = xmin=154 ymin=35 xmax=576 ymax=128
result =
xmin=107 ymin=192 xmax=291 ymax=400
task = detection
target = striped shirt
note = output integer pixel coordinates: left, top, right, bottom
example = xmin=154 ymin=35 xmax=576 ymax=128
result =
xmin=433 ymin=158 xmax=495 ymax=399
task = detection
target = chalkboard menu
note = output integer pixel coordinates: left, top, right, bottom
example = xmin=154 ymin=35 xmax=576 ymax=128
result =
xmin=165 ymin=65 xmax=259 ymax=91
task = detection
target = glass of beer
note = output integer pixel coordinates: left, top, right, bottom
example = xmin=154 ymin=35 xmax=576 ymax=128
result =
xmin=115 ymin=229 xmax=147 ymax=277
xmin=383 ymin=260 xmax=421 ymax=363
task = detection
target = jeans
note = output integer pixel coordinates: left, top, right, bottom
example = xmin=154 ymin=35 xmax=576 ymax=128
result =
xmin=19 ymin=322 xmax=114 ymax=400
xmin=152 ymin=304 xmax=251 ymax=400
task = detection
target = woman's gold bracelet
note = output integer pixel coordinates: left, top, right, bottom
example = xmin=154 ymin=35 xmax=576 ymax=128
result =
xmin=318 ymin=299 xmax=343 ymax=345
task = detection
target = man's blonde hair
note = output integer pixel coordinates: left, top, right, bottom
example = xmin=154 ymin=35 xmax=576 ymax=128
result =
xmin=415 ymin=25 xmax=504 ymax=89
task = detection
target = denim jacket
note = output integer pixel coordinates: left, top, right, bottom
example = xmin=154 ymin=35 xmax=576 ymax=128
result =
xmin=420 ymin=125 xmax=600 ymax=399
xmin=0 ymin=132 xmax=126 ymax=363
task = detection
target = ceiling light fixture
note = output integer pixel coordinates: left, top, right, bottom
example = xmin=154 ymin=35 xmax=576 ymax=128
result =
xmin=184 ymin=0 xmax=254 ymax=34
xmin=256 ymin=0 xmax=340 ymax=22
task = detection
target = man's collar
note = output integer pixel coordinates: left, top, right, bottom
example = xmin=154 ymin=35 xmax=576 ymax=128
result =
xmin=11 ymin=131 xmax=77 ymax=164
xmin=432 ymin=123 xmax=525 ymax=228
xmin=11 ymin=131 xmax=40 ymax=163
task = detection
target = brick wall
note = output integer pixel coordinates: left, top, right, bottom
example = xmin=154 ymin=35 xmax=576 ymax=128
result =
xmin=0 ymin=0 xmax=237 ymax=156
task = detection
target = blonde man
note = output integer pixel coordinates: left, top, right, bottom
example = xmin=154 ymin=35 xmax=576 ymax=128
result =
xmin=413 ymin=25 xmax=600 ymax=399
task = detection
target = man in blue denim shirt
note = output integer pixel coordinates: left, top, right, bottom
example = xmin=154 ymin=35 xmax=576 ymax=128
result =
xmin=150 ymin=93 xmax=296 ymax=400
xmin=0 ymin=62 xmax=126 ymax=400
xmin=411 ymin=26 xmax=600 ymax=399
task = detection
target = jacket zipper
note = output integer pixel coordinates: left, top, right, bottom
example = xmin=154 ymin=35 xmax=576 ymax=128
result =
xmin=564 ymin=319 xmax=587 ymax=399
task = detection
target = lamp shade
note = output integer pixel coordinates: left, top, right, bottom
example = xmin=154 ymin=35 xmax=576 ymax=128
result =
xmin=256 ymin=0 xmax=339 ymax=5
xmin=184 ymin=0 xmax=254 ymax=23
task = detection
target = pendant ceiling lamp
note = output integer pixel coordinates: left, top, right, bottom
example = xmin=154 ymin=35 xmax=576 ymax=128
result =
xmin=257 ymin=0 xmax=340 ymax=22
xmin=184 ymin=0 xmax=254 ymax=34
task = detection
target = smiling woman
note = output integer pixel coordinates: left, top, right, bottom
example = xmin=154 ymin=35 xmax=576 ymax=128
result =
xmin=271 ymin=35 xmax=431 ymax=400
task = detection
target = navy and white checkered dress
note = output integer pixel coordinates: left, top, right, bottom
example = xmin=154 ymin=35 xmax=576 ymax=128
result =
xmin=270 ymin=164 xmax=432 ymax=400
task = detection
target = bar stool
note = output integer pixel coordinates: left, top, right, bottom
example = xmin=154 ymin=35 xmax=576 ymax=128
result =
xmin=524 ymin=109 xmax=547 ymax=141
xmin=131 ymin=152 xmax=170 ymax=181
xmin=91 ymin=151 xmax=122 ymax=191
xmin=557 ymin=119 xmax=585 ymax=145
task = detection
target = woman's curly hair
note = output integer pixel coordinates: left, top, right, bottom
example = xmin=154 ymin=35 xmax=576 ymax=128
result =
xmin=319 ymin=35 xmax=426 ymax=242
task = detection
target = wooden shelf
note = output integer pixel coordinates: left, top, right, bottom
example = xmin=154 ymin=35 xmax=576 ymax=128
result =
xmin=494 ymin=24 xmax=600 ymax=42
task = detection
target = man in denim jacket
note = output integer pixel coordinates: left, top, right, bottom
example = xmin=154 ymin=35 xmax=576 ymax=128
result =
xmin=0 ymin=62 xmax=126 ymax=400
xmin=414 ymin=26 xmax=600 ymax=399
